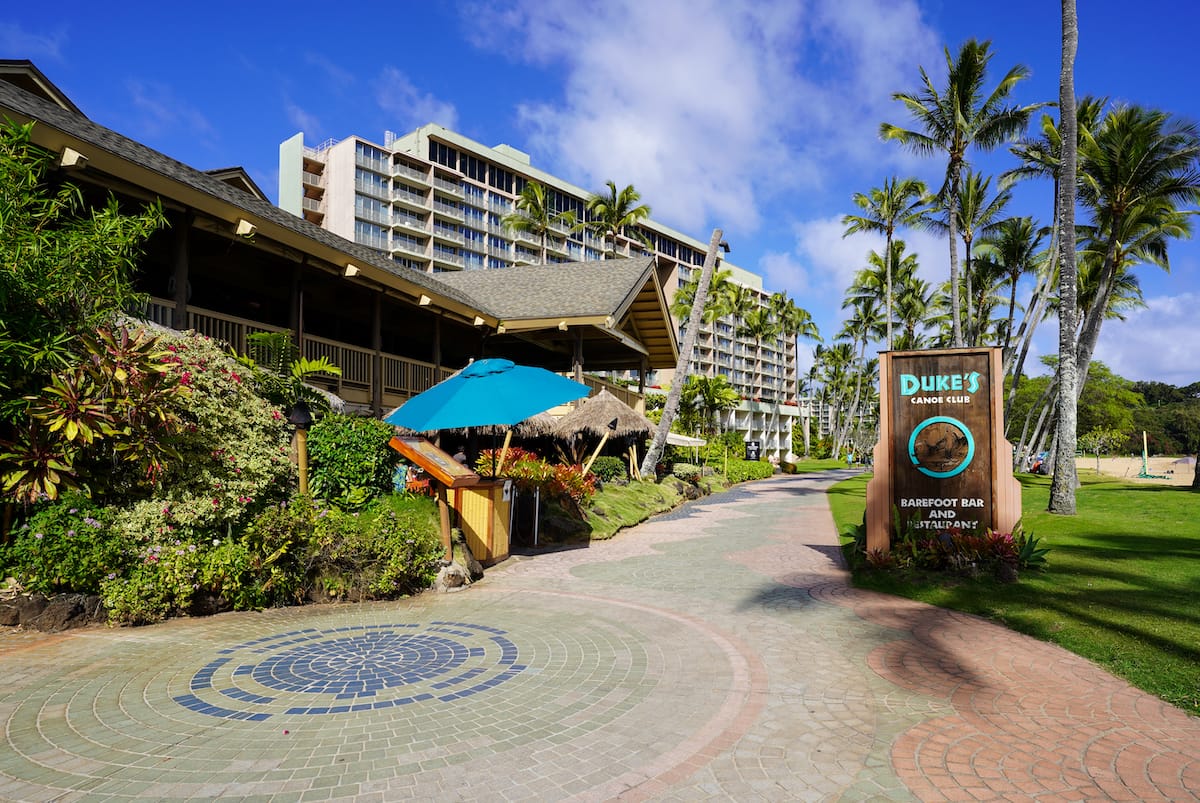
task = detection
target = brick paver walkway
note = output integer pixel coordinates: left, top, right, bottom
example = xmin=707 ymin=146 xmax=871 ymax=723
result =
xmin=1 ymin=471 xmax=1197 ymax=801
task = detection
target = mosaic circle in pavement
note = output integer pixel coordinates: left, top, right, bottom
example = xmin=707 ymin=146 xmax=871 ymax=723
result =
xmin=175 ymin=621 xmax=522 ymax=720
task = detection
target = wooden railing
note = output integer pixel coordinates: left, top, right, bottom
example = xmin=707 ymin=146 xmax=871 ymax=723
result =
xmin=142 ymin=298 xmax=640 ymax=410
xmin=142 ymin=298 xmax=453 ymax=403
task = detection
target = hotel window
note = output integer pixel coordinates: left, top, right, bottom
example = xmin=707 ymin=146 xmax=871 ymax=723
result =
xmin=429 ymin=141 xmax=458 ymax=169
xmin=463 ymin=154 xmax=487 ymax=181
xmin=488 ymin=166 xmax=514 ymax=193
xmin=355 ymin=169 xmax=388 ymax=197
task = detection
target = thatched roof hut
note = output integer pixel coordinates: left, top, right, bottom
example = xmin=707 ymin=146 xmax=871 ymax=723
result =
xmin=553 ymin=389 xmax=654 ymax=439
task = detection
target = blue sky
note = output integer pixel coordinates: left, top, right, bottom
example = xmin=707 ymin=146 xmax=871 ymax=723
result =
xmin=4 ymin=1 xmax=1198 ymax=386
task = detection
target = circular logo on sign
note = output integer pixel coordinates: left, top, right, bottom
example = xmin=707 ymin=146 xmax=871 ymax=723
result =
xmin=908 ymin=415 xmax=975 ymax=478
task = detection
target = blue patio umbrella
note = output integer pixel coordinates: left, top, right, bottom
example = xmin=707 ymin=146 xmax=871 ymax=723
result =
xmin=384 ymin=358 xmax=589 ymax=432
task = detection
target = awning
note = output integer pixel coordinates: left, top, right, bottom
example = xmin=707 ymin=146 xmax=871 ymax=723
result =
xmin=666 ymin=432 xmax=706 ymax=447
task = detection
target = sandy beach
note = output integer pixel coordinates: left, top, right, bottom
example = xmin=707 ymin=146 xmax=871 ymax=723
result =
xmin=1074 ymin=455 xmax=1197 ymax=486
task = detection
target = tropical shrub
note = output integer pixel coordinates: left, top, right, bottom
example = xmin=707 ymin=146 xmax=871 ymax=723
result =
xmin=1 ymin=493 xmax=124 ymax=592
xmin=725 ymin=458 xmax=774 ymax=483
xmin=478 ymin=447 xmax=597 ymax=512
xmin=846 ymin=515 xmax=1049 ymax=581
xmin=671 ymin=462 xmax=702 ymax=482
xmin=95 ymin=492 xmax=442 ymax=624
xmin=589 ymin=455 xmax=626 ymax=482
xmin=0 ymin=324 xmax=188 ymax=503
xmin=0 ymin=120 xmax=165 ymax=426
xmin=307 ymin=413 xmax=400 ymax=509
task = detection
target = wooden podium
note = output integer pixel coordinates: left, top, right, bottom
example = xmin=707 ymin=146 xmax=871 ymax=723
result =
xmin=388 ymin=437 xmax=479 ymax=559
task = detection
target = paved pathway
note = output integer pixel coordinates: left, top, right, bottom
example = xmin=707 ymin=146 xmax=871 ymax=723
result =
xmin=1 ymin=471 xmax=1197 ymax=801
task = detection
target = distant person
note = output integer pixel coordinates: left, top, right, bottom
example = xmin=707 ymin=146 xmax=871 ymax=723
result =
xmin=452 ymin=446 xmax=468 ymax=465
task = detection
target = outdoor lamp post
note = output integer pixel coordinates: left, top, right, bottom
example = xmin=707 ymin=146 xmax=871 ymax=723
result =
xmin=288 ymin=400 xmax=313 ymax=495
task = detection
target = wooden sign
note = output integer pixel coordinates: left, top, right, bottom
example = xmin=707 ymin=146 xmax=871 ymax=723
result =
xmin=866 ymin=348 xmax=1020 ymax=553
xmin=388 ymin=436 xmax=480 ymax=489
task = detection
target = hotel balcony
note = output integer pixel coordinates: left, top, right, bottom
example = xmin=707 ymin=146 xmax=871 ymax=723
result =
xmin=392 ymin=162 xmax=430 ymax=185
xmin=392 ymin=213 xmax=428 ymax=235
xmin=433 ymin=176 xmax=463 ymax=198
xmin=432 ymin=249 xmax=465 ymax=270
xmin=432 ymin=200 xmax=463 ymax=221
xmin=432 ymin=224 xmax=465 ymax=245
xmin=392 ymin=235 xmax=428 ymax=259
xmin=392 ymin=186 xmax=429 ymax=213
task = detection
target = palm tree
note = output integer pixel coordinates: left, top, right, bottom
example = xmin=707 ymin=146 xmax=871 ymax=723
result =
xmin=925 ymin=170 xmax=1011 ymax=344
xmin=847 ymin=239 xmax=919 ymax=339
xmin=975 ymin=216 xmax=1047 ymax=360
xmin=770 ymin=292 xmax=820 ymax=455
xmin=586 ymin=181 xmax=652 ymax=258
xmin=671 ymin=267 xmax=733 ymax=326
xmin=835 ymin=295 xmax=883 ymax=456
xmin=737 ymin=306 xmax=779 ymax=398
xmin=1074 ymin=105 xmax=1200 ymax=390
xmin=1002 ymin=98 xmax=1107 ymax=377
xmin=881 ymin=38 xmax=1044 ymax=347
xmin=681 ymin=374 xmax=740 ymax=437
xmin=501 ymin=182 xmax=578 ymax=265
xmin=841 ymin=176 xmax=928 ymax=349
xmin=893 ymin=273 xmax=934 ymax=349
xmin=1049 ymin=0 xmax=1080 ymax=514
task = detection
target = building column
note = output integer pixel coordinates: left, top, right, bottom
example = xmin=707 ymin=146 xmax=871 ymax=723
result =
xmin=372 ymin=291 xmax=383 ymax=416
xmin=170 ymin=211 xmax=194 ymax=329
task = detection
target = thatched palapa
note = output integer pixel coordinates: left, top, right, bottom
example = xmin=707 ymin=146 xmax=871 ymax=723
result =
xmin=553 ymin=389 xmax=654 ymax=439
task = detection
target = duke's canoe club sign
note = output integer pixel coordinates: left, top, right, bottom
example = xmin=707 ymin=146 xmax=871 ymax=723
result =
xmin=866 ymin=348 xmax=1021 ymax=553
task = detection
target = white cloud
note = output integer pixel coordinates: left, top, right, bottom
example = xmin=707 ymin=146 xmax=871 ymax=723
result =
xmin=284 ymin=101 xmax=322 ymax=139
xmin=471 ymin=0 xmax=938 ymax=235
xmin=375 ymin=68 xmax=458 ymax=131
xmin=0 ymin=22 xmax=65 ymax=61
xmin=125 ymin=80 xmax=214 ymax=141
xmin=1093 ymin=293 xmax=1200 ymax=385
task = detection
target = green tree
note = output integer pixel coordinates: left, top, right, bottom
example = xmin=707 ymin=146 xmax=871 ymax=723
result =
xmin=737 ymin=306 xmax=779 ymax=397
xmin=0 ymin=120 xmax=166 ymax=424
xmin=1077 ymin=362 xmax=1142 ymax=434
xmin=975 ymin=216 xmax=1047 ymax=360
xmin=501 ymin=181 xmax=578 ymax=265
xmin=670 ymin=267 xmax=733 ymax=324
xmin=881 ymin=39 xmax=1044 ymax=347
xmin=586 ymin=181 xmax=652 ymax=258
xmin=680 ymin=374 xmax=740 ymax=436
xmin=841 ymin=176 xmax=928 ymax=348
xmin=925 ymin=170 xmax=1011 ymax=344
xmin=1075 ymin=105 xmax=1200 ymax=389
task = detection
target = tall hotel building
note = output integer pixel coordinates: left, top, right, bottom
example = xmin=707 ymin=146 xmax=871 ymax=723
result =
xmin=279 ymin=125 xmax=800 ymax=459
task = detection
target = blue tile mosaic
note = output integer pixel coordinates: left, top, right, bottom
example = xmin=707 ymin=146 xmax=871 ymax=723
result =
xmin=175 ymin=622 xmax=524 ymax=721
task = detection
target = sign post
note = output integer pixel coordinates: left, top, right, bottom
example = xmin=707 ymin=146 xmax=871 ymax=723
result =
xmin=866 ymin=348 xmax=1021 ymax=553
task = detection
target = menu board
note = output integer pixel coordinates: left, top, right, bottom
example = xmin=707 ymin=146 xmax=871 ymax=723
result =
xmin=388 ymin=436 xmax=480 ymax=488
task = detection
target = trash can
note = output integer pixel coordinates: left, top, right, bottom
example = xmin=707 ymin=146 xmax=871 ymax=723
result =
xmin=453 ymin=480 xmax=513 ymax=566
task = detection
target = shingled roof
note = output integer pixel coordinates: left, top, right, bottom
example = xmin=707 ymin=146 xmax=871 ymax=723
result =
xmin=0 ymin=63 xmax=678 ymax=371
xmin=0 ymin=76 xmax=481 ymax=318
xmin=437 ymin=256 xmax=654 ymax=320
xmin=439 ymin=256 xmax=679 ymax=369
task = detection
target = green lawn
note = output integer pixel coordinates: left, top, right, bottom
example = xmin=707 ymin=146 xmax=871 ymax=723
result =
xmin=786 ymin=457 xmax=849 ymax=473
xmin=828 ymin=471 xmax=1200 ymax=716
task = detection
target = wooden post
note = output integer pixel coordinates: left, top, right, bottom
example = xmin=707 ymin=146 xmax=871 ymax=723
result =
xmin=496 ymin=429 xmax=514 ymax=475
xmin=437 ymin=484 xmax=452 ymax=561
xmin=296 ymin=428 xmax=309 ymax=495
xmin=582 ymin=430 xmax=612 ymax=475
